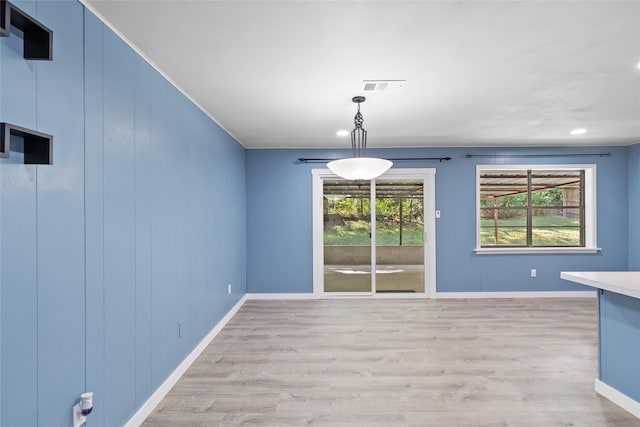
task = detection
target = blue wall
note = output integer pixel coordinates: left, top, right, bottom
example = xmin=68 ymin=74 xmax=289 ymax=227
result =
xmin=601 ymin=141 xmax=640 ymax=405
xmin=599 ymin=291 xmax=640 ymax=402
xmin=1 ymin=2 xmax=85 ymax=426
xmin=247 ymin=146 xmax=629 ymax=293
xmin=628 ymin=143 xmax=640 ymax=269
xmin=1 ymin=2 xmax=247 ymax=426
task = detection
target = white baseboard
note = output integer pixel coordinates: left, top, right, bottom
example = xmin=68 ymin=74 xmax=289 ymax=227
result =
xmin=247 ymin=293 xmax=430 ymax=300
xmin=246 ymin=293 xmax=317 ymax=300
xmin=595 ymin=379 xmax=640 ymax=419
xmin=434 ymin=291 xmax=596 ymax=299
xmin=247 ymin=291 xmax=596 ymax=300
xmin=124 ymin=295 xmax=248 ymax=427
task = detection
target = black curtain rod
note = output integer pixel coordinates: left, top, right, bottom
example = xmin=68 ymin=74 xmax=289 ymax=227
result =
xmin=465 ymin=152 xmax=611 ymax=159
xmin=298 ymin=156 xmax=452 ymax=164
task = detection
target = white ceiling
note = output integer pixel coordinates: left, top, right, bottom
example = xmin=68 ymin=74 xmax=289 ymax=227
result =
xmin=85 ymin=0 xmax=640 ymax=149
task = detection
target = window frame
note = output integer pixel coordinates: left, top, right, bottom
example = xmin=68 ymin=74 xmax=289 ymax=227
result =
xmin=474 ymin=164 xmax=599 ymax=254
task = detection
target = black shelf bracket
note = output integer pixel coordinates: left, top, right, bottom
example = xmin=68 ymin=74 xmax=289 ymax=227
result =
xmin=1 ymin=123 xmax=53 ymax=164
xmin=0 ymin=0 xmax=52 ymax=60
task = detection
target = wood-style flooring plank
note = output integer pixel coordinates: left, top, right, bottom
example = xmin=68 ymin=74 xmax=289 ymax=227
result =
xmin=143 ymin=298 xmax=640 ymax=426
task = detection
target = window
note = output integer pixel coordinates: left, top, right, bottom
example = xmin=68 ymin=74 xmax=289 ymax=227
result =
xmin=475 ymin=165 xmax=598 ymax=254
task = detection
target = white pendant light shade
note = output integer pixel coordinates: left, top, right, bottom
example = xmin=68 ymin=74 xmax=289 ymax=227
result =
xmin=329 ymin=96 xmax=392 ymax=180
xmin=327 ymin=157 xmax=393 ymax=180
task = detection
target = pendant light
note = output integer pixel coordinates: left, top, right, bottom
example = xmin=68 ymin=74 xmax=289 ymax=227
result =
xmin=327 ymin=96 xmax=392 ymax=180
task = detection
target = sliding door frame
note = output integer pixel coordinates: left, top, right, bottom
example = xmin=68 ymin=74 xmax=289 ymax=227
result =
xmin=312 ymin=168 xmax=437 ymax=298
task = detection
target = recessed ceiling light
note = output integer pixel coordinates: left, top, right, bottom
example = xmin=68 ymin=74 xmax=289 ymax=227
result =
xmin=570 ymin=128 xmax=587 ymax=135
xmin=336 ymin=130 xmax=349 ymax=137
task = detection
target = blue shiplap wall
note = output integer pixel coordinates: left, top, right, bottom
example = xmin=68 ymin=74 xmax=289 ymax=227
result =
xmin=1 ymin=2 xmax=247 ymax=426
xmin=1 ymin=2 xmax=86 ymax=426
xmin=246 ymin=146 xmax=629 ymax=293
xmin=82 ymin=11 xmax=247 ymax=427
xmin=628 ymin=143 xmax=640 ymax=269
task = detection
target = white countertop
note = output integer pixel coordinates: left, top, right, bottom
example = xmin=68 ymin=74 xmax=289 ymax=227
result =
xmin=561 ymin=271 xmax=640 ymax=299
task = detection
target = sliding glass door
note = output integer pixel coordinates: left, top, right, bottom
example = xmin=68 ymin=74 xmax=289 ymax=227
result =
xmin=313 ymin=169 xmax=435 ymax=297
xmin=323 ymin=180 xmax=372 ymax=293
xmin=375 ymin=179 xmax=425 ymax=293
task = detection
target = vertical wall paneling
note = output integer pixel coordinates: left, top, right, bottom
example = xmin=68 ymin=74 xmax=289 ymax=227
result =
xmin=173 ymin=91 xmax=192 ymax=360
xmin=1 ymin=2 xmax=248 ymax=424
xmin=226 ymin=130 xmax=247 ymax=299
xmin=0 ymin=3 xmax=38 ymax=427
xmin=82 ymin=13 xmax=247 ymax=425
xmin=165 ymin=87 xmax=179 ymax=365
xmin=209 ymin=122 xmax=223 ymax=320
xmin=35 ymin=2 xmax=85 ymax=425
xmin=133 ymin=54 xmax=153 ymax=409
xmin=149 ymin=70 xmax=175 ymax=390
xmin=83 ymin=9 xmax=106 ymax=427
xmin=188 ymin=105 xmax=211 ymax=345
xmin=102 ymin=27 xmax=137 ymax=426
xmin=163 ymin=84 xmax=176 ymax=368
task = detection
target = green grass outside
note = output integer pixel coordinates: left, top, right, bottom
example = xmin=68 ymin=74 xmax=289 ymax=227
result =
xmin=324 ymin=220 xmax=424 ymax=246
xmin=325 ymin=216 xmax=579 ymax=246
xmin=480 ymin=216 xmax=580 ymax=246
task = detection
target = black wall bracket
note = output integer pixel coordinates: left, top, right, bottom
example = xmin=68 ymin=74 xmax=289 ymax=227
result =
xmin=0 ymin=0 xmax=52 ymax=60
xmin=0 ymin=123 xmax=53 ymax=164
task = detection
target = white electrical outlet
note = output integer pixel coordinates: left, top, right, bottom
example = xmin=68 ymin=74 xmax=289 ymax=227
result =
xmin=435 ymin=210 xmax=441 ymax=218
xmin=227 ymin=283 xmax=232 ymax=294
xmin=531 ymin=269 xmax=537 ymax=278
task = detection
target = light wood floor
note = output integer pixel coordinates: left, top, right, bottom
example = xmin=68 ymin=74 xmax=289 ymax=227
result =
xmin=143 ymin=298 xmax=640 ymax=426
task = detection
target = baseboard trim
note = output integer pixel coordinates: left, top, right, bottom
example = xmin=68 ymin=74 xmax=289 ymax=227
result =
xmin=247 ymin=293 xmax=431 ymax=300
xmin=247 ymin=291 xmax=597 ymax=300
xmin=595 ymin=379 xmax=640 ymax=419
xmin=124 ymin=295 xmax=248 ymax=427
xmin=434 ymin=291 xmax=596 ymax=299
xmin=246 ymin=293 xmax=317 ymax=300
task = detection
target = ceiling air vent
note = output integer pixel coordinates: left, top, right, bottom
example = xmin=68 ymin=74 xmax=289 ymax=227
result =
xmin=361 ymin=80 xmax=406 ymax=92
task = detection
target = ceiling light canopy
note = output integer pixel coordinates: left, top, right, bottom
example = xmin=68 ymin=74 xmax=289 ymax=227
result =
xmin=570 ymin=128 xmax=587 ymax=135
xmin=327 ymin=97 xmax=392 ymax=180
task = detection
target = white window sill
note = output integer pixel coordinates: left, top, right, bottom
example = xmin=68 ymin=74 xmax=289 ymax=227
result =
xmin=474 ymin=247 xmax=601 ymax=255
